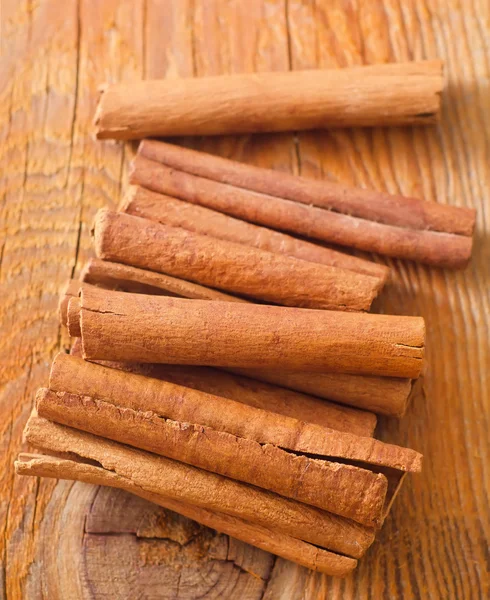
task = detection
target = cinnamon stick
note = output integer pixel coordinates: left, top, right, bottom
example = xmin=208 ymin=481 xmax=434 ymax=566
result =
xmin=76 ymin=287 xmax=425 ymax=378
xmin=122 ymin=185 xmax=389 ymax=282
xmin=131 ymin=151 xmax=474 ymax=268
xmin=35 ymin=389 xmax=387 ymax=526
xmin=81 ymin=258 xmax=243 ymax=302
xmin=140 ymin=139 xmax=475 ymax=237
xmin=94 ymin=61 xmax=444 ymax=139
xmin=68 ymin=339 xmax=376 ymax=437
xmin=49 ymin=354 xmax=420 ymax=472
xmin=93 ymin=209 xmax=383 ymax=311
xmin=236 ymin=369 xmax=413 ymax=417
xmin=16 ymin=452 xmax=357 ymax=576
xmin=20 ymin=414 xmax=371 ymax=563
xmin=67 ymin=267 xmax=412 ymax=416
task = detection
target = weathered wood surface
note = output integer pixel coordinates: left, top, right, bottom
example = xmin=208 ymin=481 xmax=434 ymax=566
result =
xmin=0 ymin=1 xmax=488 ymax=598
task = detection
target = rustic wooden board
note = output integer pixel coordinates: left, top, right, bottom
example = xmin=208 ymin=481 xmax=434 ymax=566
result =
xmin=0 ymin=1 xmax=488 ymax=598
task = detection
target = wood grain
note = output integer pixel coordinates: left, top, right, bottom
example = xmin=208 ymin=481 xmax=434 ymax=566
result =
xmin=1 ymin=1 xmax=488 ymax=599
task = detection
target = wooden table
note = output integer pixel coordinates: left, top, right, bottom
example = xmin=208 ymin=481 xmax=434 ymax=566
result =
xmin=1 ymin=1 xmax=488 ymax=598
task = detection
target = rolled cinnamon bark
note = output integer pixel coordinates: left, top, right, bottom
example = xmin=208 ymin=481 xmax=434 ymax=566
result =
xmin=20 ymin=415 xmax=370 ymax=564
xmin=122 ymin=185 xmax=389 ymax=282
xmin=76 ymin=287 xmax=425 ymax=378
xmin=131 ymin=153 xmax=474 ymax=268
xmin=236 ymin=369 xmax=413 ymax=417
xmin=67 ymin=268 xmax=412 ymax=416
xmin=93 ymin=209 xmax=383 ymax=311
xmin=138 ymin=140 xmax=475 ymax=238
xmin=94 ymin=61 xmax=444 ymax=139
xmin=68 ymin=340 xmax=376 ymax=437
xmin=49 ymin=354 xmax=420 ymax=472
xmin=81 ymin=258 xmax=243 ymax=302
xmin=35 ymin=390 xmax=387 ymax=526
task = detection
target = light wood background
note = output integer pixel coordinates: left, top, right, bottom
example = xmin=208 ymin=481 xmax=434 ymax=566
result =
xmin=0 ymin=1 xmax=488 ymax=598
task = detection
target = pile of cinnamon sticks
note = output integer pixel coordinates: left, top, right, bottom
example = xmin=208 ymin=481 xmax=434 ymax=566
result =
xmin=16 ymin=61 xmax=476 ymax=577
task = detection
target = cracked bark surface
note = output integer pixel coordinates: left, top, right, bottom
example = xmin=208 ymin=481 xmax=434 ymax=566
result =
xmin=1 ymin=0 xmax=489 ymax=598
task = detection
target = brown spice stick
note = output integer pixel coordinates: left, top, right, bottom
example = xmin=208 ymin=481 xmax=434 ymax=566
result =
xmin=236 ymin=369 xmax=413 ymax=418
xmin=82 ymin=258 xmax=243 ymax=302
xmin=68 ymin=339 xmax=376 ymax=437
xmin=69 ymin=268 xmax=412 ymax=416
xmin=49 ymin=354 xmax=421 ymax=473
xmin=15 ymin=453 xmax=357 ymax=576
xmin=116 ymin=365 xmax=377 ymax=437
xmin=77 ymin=287 xmax=425 ymax=378
xmin=20 ymin=415 xmax=370 ymax=563
xmin=138 ymin=139 xmax=475 ymax=238
xmin=93 ymin=209 xmax=383 ymax=311
xmin=94 ymin=61 xmax=444 ymax=140
xmin=122 ymin=185 xmax=389 ymax=282
xmin=35 ymin=390 xmax=387 ymax=526
xmin=131 ymin=153 xmax=473 ymax=268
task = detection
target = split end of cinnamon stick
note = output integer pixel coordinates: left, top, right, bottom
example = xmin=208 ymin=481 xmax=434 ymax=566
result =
xmin=58 ymin=280 xmax=80 ymax=327
xmin=66 ymin=297 xmax=82 ymax=338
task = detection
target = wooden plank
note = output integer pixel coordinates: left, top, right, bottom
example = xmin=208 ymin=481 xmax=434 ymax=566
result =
xmin=0 ymin=0 xmax=488 ymax=598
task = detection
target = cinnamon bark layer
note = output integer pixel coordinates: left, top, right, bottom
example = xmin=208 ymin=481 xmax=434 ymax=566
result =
xmin=93 ymin=209 xmax=383 ymax=311
xmin=20 ymin=414 xmax=370 ymax=564
xmin=65 ymin=268 xmax=411 ymax=416
xmin=35 ymin=391 xmax=387 ymax=526
xmin=59 ymin=279 xmax=81 ymax=327
xmin=49 ymin=354 xmax=420 ymax=473
xmin=67 ymin=298 xmax=81 ymax=337
xmin=122 ymin=185 xmax=389 ymax=282
xmin=77 ymin=287 xmax=425 ymax=378
xmin=68 ymin=341 xmax=376 ymax=437
xmin=138 ymin=139 xmax=475 ymax=237
xmin=82 ymin=258 xmax=243 ymax=302
xmin=131 ymin=152 xmax=474 ymax=268
xmin=94 ymin=61 xmax=444 ymax=139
